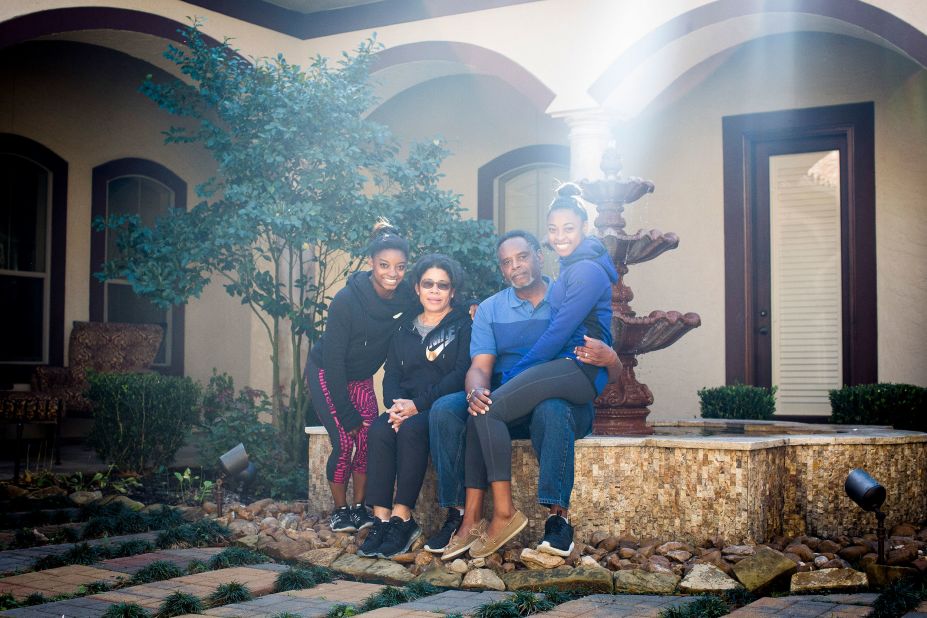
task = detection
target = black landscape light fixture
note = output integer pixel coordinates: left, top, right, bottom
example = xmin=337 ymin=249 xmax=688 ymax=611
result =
xmin=844 ymin=468 xmax=887 ymax=564
xmin=216 ymin=443 xmax=257 ymax=516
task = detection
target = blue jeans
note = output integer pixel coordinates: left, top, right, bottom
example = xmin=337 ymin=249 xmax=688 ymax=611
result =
xmin=428 ymin=391 xmax=594 ymax=509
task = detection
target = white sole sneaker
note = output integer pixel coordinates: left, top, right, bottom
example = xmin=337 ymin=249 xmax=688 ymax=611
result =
xmin=537 ymin=540 xmax=574 ymax=557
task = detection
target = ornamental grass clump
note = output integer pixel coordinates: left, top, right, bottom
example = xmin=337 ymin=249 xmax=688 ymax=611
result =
xmin=206 ymin=546 xmax=268 ymax=569
xmin=156 ymin=591 xmax=203 ymax=617
xmin=130 ymin=561 xmax=185 ymax=585
xmin=156 ymin=519 xmax=229 ymax=549
xmin=325 ymin=604 xmax=358 ymax=618
xmin=207 ymin=581 xmax=252 ymax=606
xmin=471 ymin=599 xmax=521 ymax=618
xmin=658 ymin=595 xmax=730 ymax=618
xmin=102 ymin=602 xmax=152 ymax=618
xmin=510 ymin=591 xmax=555 ymax=615
xmin=698 ymin=384 xmax=776 ymax=420
xmin=273 ymin=567 xmax=318 ymax=592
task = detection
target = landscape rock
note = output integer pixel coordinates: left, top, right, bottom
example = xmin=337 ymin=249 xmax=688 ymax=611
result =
xmin=813 ymin=555 xmax=830 ymax=568
xmin=785 ymin=543 xmax=815 ymax=562
xmin=722 ymin=545 xmax=755 ymax=557
xmin=414 ymin=552 xmax=434 ymax=567
xmin=818 ymin=539 xmax=842 ymax=553
xmin=96 ymin=494 xmax=144 ymax=511
xmin=247 ymin=498 xmax=274 ymax=515
xmin=597 ymin=536 xmax=620 ymax=552
xmin=1 ymin=484 xmax=29 ymax=499
xmin=26 ymin=486 xmax=68 ymax=500
xmin=790 ymin=568 xmax=868 ymax=593
xmin=665 ymin=550 xmax=692 ymax=563
xmin=227 ymin=520 xmax=260 ymax=537
xmin=297 ymin=547 xmax=343 ymax=568
xmin=887 ymin=544 xmax=918 ymax=566
xmin=68 ymin=490 xmax=102 ymax=506
xmin=261 ymin=537 xmax=312 ymax=561
xmin=678 ymin=563 xmax=744 ymax=593
xmin=365 ymin=558 xmax=415 ymax=585
xmin=520 ymin=548 xmax=565 ymax=570
xmin=838 ymin=545 xmax=871 ymax=562
xmin=331 ymin=553 xmax=378 ymax=579
xmin=416 ymin=565 xmax=462 ymax=588
xmin=890 ymin=523 xmax=917 ymax=537
xmin=233 ymin=534 xmax=260 ymax=550
xmin=613 ymin=569 xmax=680 ymax=594
xmin=462 ymin=568 xmax=506 ymax=591
xmin=448 ymin=559 xmax=469 ymax=574
xmin=590 ymin=530 xmax=610 ymax=547
xmin=865 ymin=564 xmax=919 ymax=587
xmin=503 ymin=565 xmax=613 ymax=593
xmin=657 ymin=541 xmax=690 ymax=555
xmin=731 ymin=546 xmax=797 ymax=594
xmin=580 ymin=555 xmax=601 ymax=568
xmin=391 ymin=552 xmax=416 ymax=564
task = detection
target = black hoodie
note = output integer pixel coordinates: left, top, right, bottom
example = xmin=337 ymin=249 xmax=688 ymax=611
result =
xmin=382 ymin=306 xmax=472 ymax=413
xmin=309 ymin=271 xmax=418 ymax=432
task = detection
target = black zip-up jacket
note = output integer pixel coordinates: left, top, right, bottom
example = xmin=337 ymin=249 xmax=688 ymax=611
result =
xmin=382 ymin=306 xmax=472 ymax=413
xmin=309 ymin=271 xmax=418 ymax=432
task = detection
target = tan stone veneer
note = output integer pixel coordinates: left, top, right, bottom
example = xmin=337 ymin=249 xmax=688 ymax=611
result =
xmin=305 ymin=422 xmax=927 ymax=545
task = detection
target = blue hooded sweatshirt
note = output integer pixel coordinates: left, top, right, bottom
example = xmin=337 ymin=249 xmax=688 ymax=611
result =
xmin=502 ymin=236 xmax=619 ymax=394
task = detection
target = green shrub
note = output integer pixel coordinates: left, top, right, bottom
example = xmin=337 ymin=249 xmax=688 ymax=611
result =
xmin=698 ymin=384 xmax=776 ymax=420
xmin=156 ymin=591 xmax=203 ymax=617
xmin=130 ymin=561 xmax=185 ymax=584
xmin=869 ymin=576 xmax=927 ymax=617
xmin=659 ymin=595 xmax=730 ymax=618
xmin=207 ymin=581 xmax=252 ymax=606
xmin=196 ymin=372 xmax=307 ymax=499
xmin=273 ymin=567 xmax=318 ymax=592
xmin=472 ymin=599 xmax=521 ymax=618
xmin=326 ymin=605 xmax=358 ymax=618
xmin=155 ymin=519 xmax=229 ymax=549
xmin=361 ymin=586 xmax=408 ymax=611
xmin=829 ymin=383 xmax=927 ymax=431
xmin=87 ymin=372 xmax=201 ymax=472
xmin=207 ymin=547 xmax=268 ymax=569
xmin=186 ymin=559 xmax=208 ymax=574
xmin=102 ymin=602 xmax=152 ymax=618
xmin=510 ymin=591 xmax=554 ymax=615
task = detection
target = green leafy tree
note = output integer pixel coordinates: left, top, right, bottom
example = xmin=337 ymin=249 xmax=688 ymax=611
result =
xmin=97 ymin=22 xmax=499 ymax=461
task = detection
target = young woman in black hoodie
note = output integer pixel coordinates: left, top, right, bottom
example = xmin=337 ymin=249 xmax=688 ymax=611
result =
xmin=357 ymin=254 xmax=472 ymax=558
xmin=306 ymin=222 xmax=418 ymax=533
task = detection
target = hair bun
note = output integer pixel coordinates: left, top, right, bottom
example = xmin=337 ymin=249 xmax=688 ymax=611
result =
xmin=370 ymin=219 xmax=399 ymax=241
xmin=556 ymin=182 xmax=582 ymax=199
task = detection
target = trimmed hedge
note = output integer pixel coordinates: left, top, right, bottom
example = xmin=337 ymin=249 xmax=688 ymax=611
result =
xmin=698 ymin=384 xmax=776 ymax=420
xmin=87 ymin=372 xmax=200 ymax=472
xmin=829 ymin=383 xmax=926 ymax=431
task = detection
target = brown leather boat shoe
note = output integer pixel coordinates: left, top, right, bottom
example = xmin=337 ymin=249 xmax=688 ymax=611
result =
xmin=469 ymin=510 xmax=528 ymax=559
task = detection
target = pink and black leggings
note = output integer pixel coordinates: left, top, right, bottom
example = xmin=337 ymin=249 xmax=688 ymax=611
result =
xmin=306 ymin=360 xmax=379 ymax=484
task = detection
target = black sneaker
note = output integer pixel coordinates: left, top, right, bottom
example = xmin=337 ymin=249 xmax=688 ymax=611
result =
xmin=423 ymin=508 xmax=463 ymax=553
xmin=357 ymin=518 xmax=392 ymax=557
xmin=536 ymin=514 xmax=574 ymax=557
xmin=330 ymin=505 xmax=357 ymax=532
xmin=376 ymin=516 xmax=422 ymax=558
xmin=350 ymin=504 xmax=376 ymax=531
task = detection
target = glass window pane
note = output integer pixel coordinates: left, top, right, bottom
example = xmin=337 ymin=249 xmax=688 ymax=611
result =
xmin=0 ymin=274 xmax=44 ymax=362
xmin=1 ymin=154 xmax=48 ymax=273
xmin=769 ymin=150 xmax=842 ymax=415
xmin=106 ymin=281 xmax=169 ymax=365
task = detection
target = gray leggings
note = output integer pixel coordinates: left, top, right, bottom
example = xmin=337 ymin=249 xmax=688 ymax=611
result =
xmin=465 ymin=358 xmax=597 ymax=487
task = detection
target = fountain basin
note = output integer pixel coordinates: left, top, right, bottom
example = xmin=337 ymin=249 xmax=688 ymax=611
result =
xmin=306 ymin=422 xmax=926 ymax=545
xmin=614 ymin=310 xmax=702 ymax=355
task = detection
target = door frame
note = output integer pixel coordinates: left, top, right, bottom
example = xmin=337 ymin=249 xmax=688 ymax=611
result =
xmin=722 ymin=102 xmax=876 ymax=411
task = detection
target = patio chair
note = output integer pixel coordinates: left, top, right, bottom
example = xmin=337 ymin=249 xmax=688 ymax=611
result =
xmin=30 ymin=320 xmax=165 ymax=416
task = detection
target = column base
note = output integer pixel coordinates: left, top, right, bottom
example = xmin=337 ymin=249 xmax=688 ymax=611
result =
xmin=593 ymin=406 xmax=653 ymax=436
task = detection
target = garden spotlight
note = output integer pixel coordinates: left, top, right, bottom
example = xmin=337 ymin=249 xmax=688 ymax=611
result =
xmin=844 ymin=468 xmax=886 ymax=563
xmin=216 ymin=443 xmax=257 ymax=516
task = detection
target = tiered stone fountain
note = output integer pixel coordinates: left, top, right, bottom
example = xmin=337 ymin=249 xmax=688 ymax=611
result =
xmin=580 ymin=149 xmax=701 ymax=435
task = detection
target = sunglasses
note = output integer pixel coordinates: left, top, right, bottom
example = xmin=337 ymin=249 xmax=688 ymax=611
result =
xmin=419 ymin=279 xmax=451 ymax=291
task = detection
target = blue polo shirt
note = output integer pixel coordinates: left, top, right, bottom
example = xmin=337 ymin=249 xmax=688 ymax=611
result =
xmin=470 ymin=279 xmax=553 ymax=389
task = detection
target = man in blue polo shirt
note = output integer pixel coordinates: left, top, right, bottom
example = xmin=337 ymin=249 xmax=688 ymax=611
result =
xmin=422 ymin=230 xmax=618 ymax=559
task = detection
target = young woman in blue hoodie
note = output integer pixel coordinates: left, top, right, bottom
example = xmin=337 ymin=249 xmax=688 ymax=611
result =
xmin=306 ymin=222 xmax=418 ymax=533
xmin=464 ymin=183 xmax=618 ymax=558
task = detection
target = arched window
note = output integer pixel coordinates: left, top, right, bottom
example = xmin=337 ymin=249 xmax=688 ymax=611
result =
xmin=90 ymin=159 xmax=185 ymax=375
xmin=0 ymin=135 xmax=67 ymax=384
xmin=478 ymin=145 xmax=570 ymax=274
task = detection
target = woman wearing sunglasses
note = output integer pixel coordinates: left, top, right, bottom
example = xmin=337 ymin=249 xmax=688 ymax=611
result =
xmin=358 ymin=253 xmax=473 ymax=558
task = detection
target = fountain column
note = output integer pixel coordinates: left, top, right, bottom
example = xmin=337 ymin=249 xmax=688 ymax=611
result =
xmin=561 ymin=109 xmax=611 ymax=220
xmin=580 ymin=149 xmax=702 ymax=435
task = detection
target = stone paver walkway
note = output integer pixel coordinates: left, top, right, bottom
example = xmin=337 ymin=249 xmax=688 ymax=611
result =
xmin=534 ymin=593 xmax=698 ymax=617
xmin=728 ymin=592 xmax=879 ymax=617
xmin=201 ymin=580 xmax=387 ymax=616
xmin=3 ymin=564 xmax=286 ymax=617
xmin=0 ymin=564 xmax=126 ymax=601
xmin=0 ymin=531 xmax=160 ymax=576
xmin=96 ymin=546 xmax=222 ymax=575
xmin=904 ymin=599 xmax=927 ymax=617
